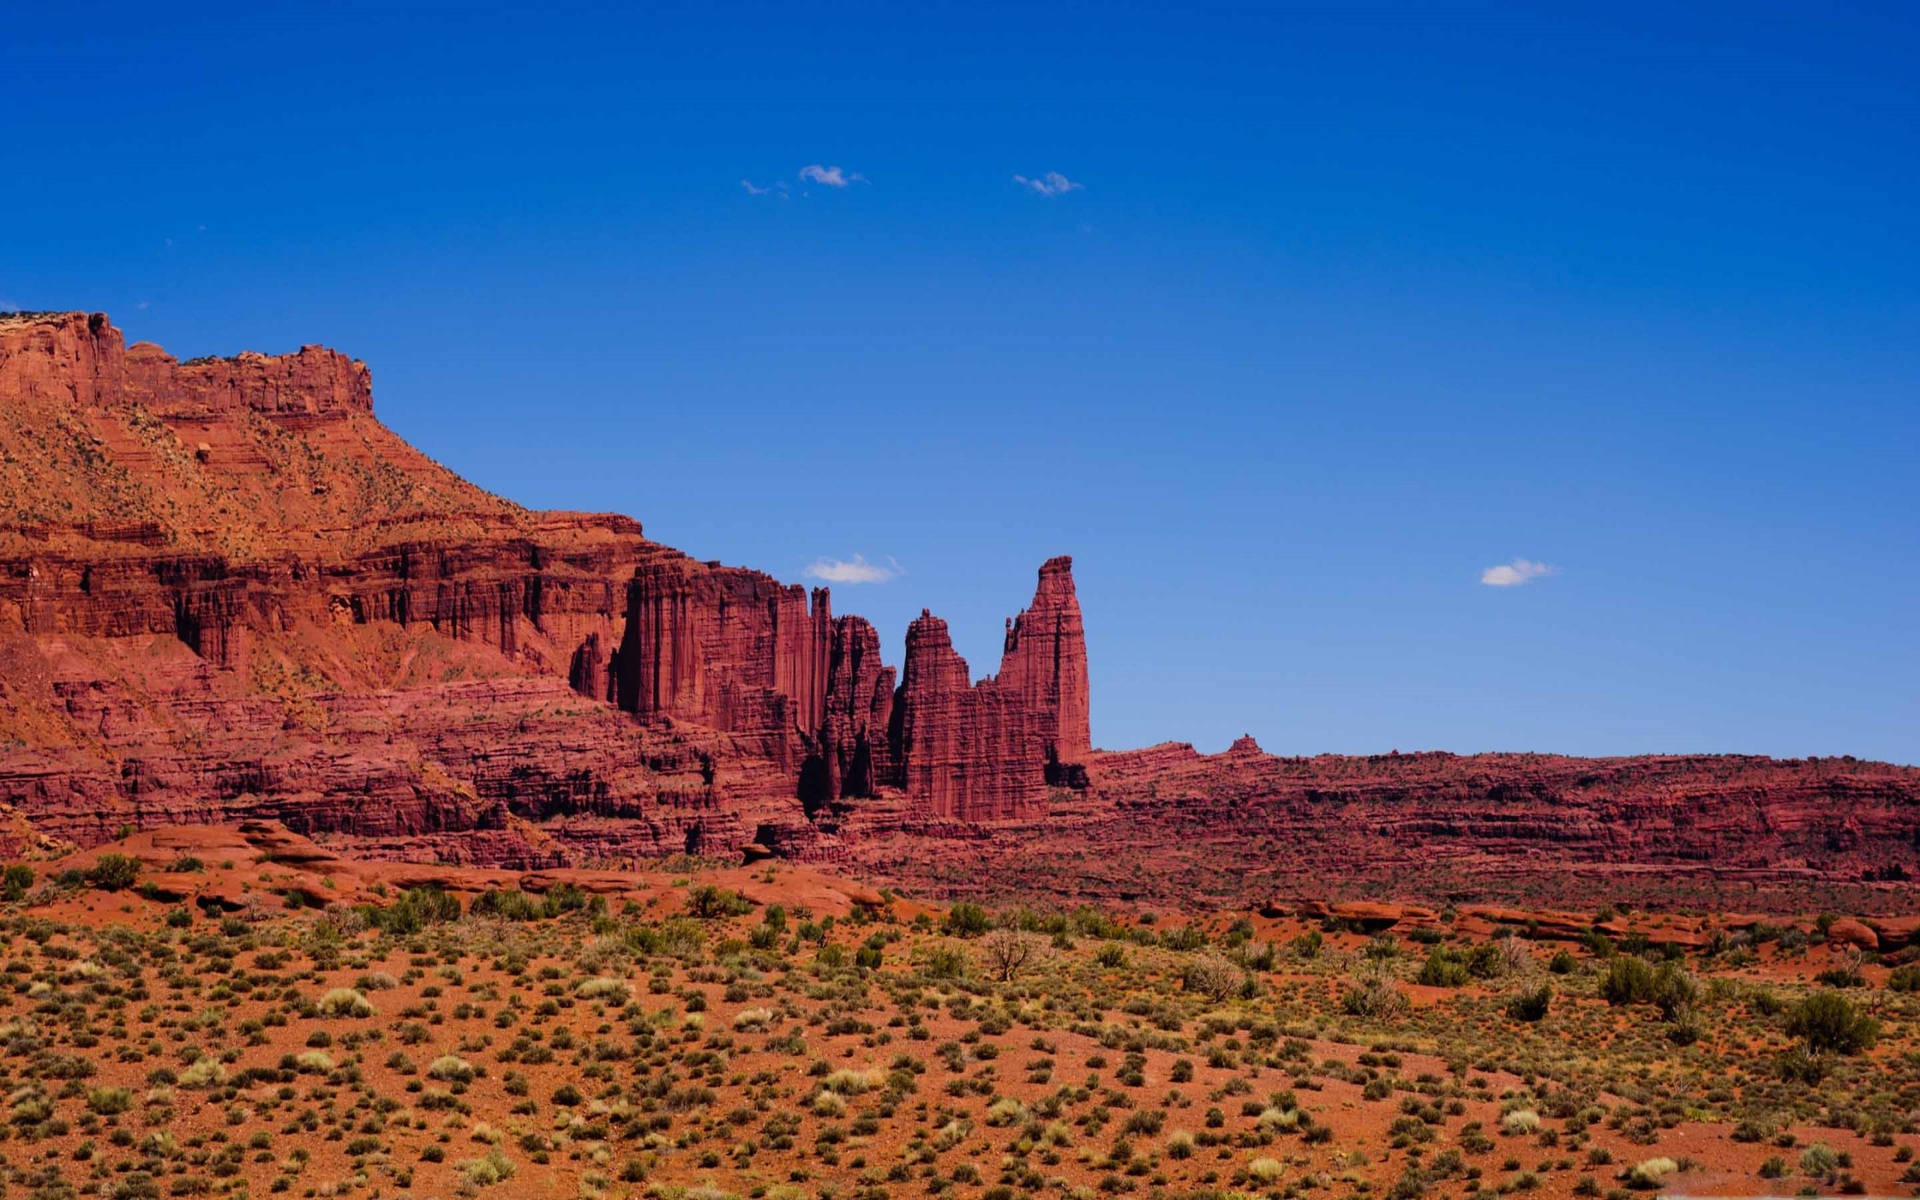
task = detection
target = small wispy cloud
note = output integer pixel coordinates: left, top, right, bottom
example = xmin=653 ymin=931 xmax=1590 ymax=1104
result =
xmin=804 ymin=554 xmax=902 ymax=585
xmin=799 ymin=164 xmax=863 ymax=188
xmin=1013 ymin=171 xmax=1082 ymax=197
xmin=1480 ymin=558 xmax=1557 ymax=588
xmin=740 ymin=179 xmax=789 ymax=197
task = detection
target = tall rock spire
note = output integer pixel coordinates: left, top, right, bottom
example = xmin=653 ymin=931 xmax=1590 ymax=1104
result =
xmin=998 ymin=555 xmax=1092 ymax=778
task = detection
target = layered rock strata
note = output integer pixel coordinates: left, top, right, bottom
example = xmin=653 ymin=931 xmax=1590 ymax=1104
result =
xmin=0 ymin=312 xmax=1085 ymax=861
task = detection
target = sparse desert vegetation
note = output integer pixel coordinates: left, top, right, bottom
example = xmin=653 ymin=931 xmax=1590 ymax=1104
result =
xmin=0 ymin=831 xmax=1915 ymax=1200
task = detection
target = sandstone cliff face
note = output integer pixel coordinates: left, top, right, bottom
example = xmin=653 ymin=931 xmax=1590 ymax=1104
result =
xmin=809 ymin=616 xmax=895 ymax=806
xmin=614 ymin=557 xmax=831 ymax=768
xmin=0 ymin=312 xmax=1084 ymax=856
xmin=606 ymin=545 xmax=1089 ymax=822
xmin=888 ymin=611 xmax=1042 ymax=821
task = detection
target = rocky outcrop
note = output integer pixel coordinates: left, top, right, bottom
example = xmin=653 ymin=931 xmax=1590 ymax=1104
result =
xmin=0 ymin=311 xmax=370 ymax=421
xmin=607 ymin=550 xmax=1090 ymax=822
xmin=807 ymin=616 xmax=896 ymax=807
xmin=126 ymin=340 xmax=372 ymax=421
xmin=887 ymin=611 xmax=1043 ymax=821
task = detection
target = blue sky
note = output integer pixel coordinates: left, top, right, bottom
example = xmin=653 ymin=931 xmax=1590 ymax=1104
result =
xmin=4 ymin=2 xmax=1915 ymax=762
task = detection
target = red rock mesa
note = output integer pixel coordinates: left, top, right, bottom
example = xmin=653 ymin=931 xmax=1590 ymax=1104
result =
xmin=2 ymin=311 xmax=1915 ymax=910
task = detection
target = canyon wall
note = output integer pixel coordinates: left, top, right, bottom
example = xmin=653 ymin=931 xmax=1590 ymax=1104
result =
xmin=0 ymin=312 xmax=1084 ymax=852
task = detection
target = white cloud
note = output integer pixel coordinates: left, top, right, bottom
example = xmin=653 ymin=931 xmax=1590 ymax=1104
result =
xmin=804 ymin=554 xmax=901 ymax=585
xmin=1014 ymin=171 xmax=1082 ymax=196
xmin=799 ymin=164 xmax=862 ymax=188
xmin=1480 ymin=558 xmax=1557 ymax=587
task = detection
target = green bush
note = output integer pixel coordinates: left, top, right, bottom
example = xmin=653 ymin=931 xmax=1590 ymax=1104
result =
xmin=86 ymin=1086 xmax=134 ymax=1115
xmin=1599 ymin=956 xmax=1654 ymax=1006
xmin=1162 ymin=925 xmax=1208 ymax=951
xmin=462 ymin=1147 xmax=516 ymax=1187
xmin=367 ymin=886 xmax=462 ymax=934
xmin=1341 ymin=972 xmax=1408 ymax=1019
xmin=0 ymin=864 xmax=33 ymax=901
xmin=1464 ymin=942 xmax=1508 ymax=978
xmin=945 ymin=903 xmax=991 ymax=937
xmin=470 ymin=883 xmax=600 ymax=921
xmin=1649 ymin=962 xmax=1700 ymax=1020
xmin=538 ymin=883 xmax=596 ymax=918
xmin=1774 ymin=1047 xmax=1828 ymax=1084
xmin=427 ymin=1055 xmax=476 ymax=1082
xmin=1800 ymin=1144 xmax=1841 ymax=1177
xmin=470 ymin=889 xmax=542 ymax=921
xmin=686 ymin=885 xmax=752 ymax=919
xmin=1417 ymin=949 xmax=1471 ymax=988
xmin=923 ymin=946 xmax=968 ymax=979
xmin=1363 ymin=934 xmax=1400 ymax=960
xmin=86 ymin=853 xmax=140 ymax=892
xmin=1506 ymin=984 xmax=1553 ymax=1022
xmin=1785 ymin=991 xmax=1878 ymax=1055
xmin=1598 ymin=957 xmax=1696 ymax=1021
